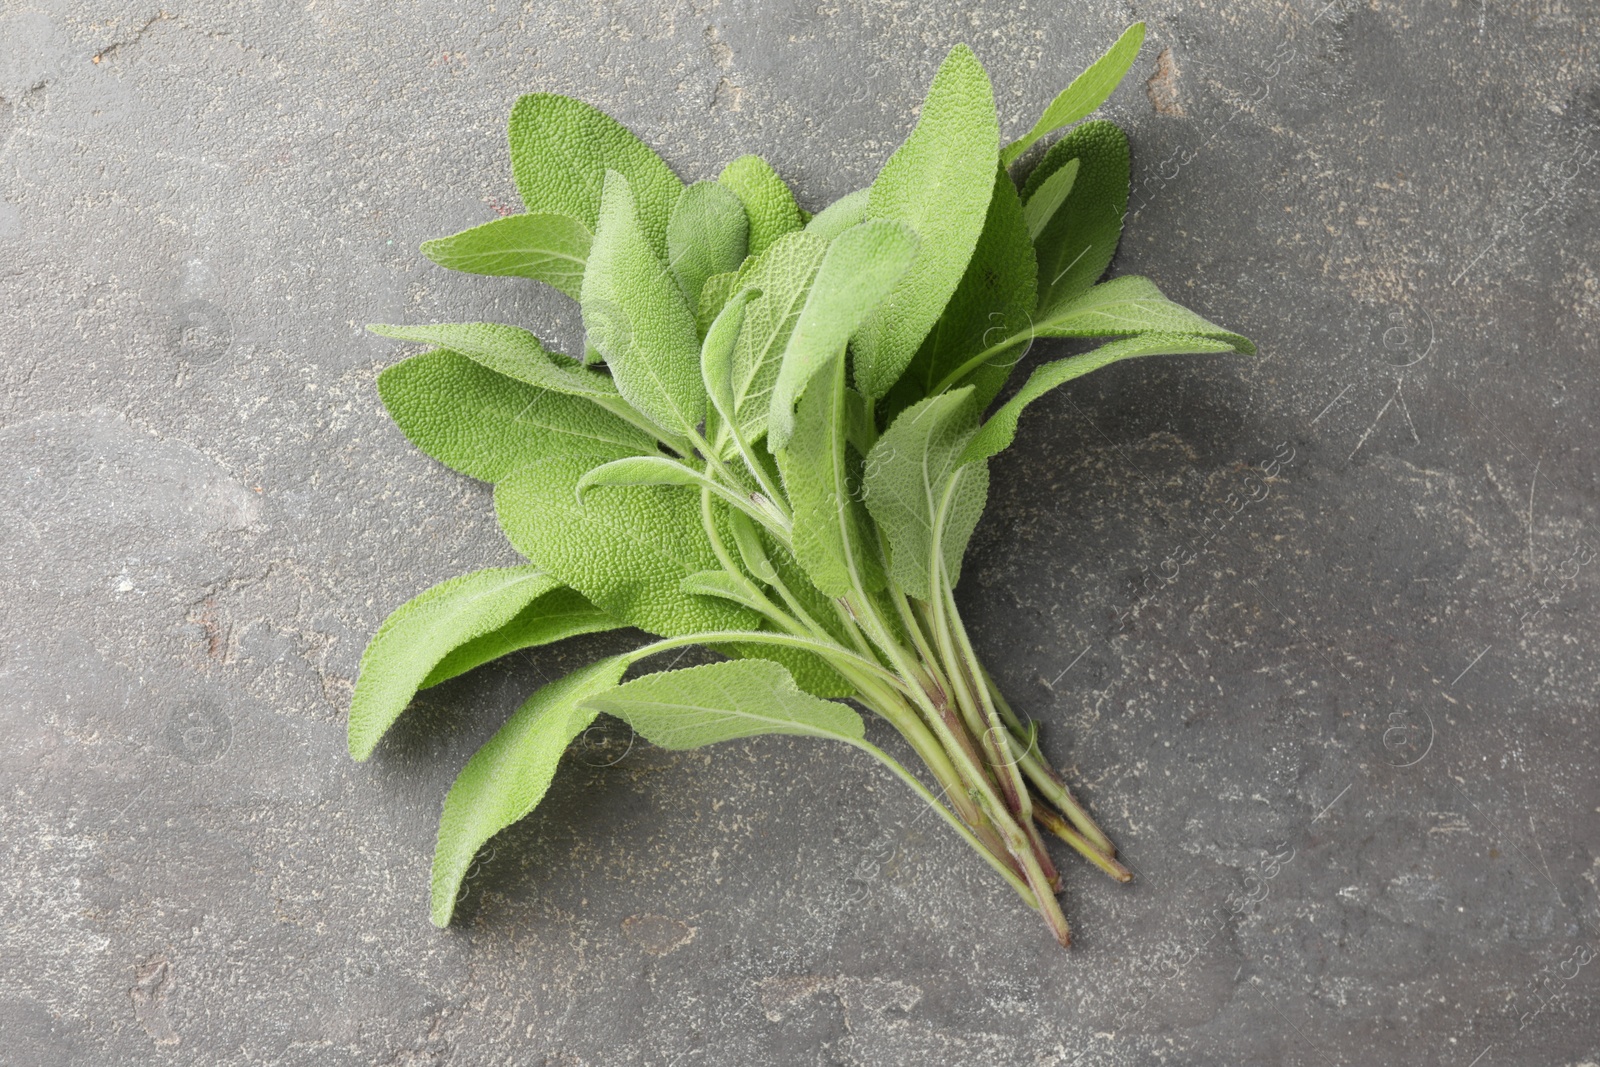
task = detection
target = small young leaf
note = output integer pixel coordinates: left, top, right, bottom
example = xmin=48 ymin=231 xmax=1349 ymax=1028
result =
xmin=574 ymin=455 xmax=750 ymax=519
xmin=716 ymin=231 xmax=831 ymax=453
xmin=854 ymin=45 xmax=1001 ymax=400
xmin=350 ymin=567 xmax=568 ymax=760
xmin=496 ymin=454 xmax=764 ymax=637
xmin=377 ymin=350 xmax=654 ymax=482
xmin=776 ymin=354 xmax=885 ymax=598
xmin=767 ymin=219 xmax=919 ymax=451
xmin=420 ymin=213 xmax=593 ymax=299
xmin=862 ymin=388 xmax=989 ymax=600
xmin=1000 ymin=22 xmax=1146 ymax=166
xmin=1022 ymin=158 xmax=1078 ymax=242
xmin=701 ymin=288 xmax=760 ymax=438
xmin=882 ymin=165 xmax=1038 ymax=420
xmin=962 ymin=333 xmax=1242 ymax=465
xmin=581 ymin=171 xmax=706 ymax=436
xmin=1026 ymin=120 xmax=1130 ymax=313
xmin=803 ymin=188 xmax=869 ymax=239
xmin=420 ymin=586 xmax=616 ymax=689
xmin=717 ymin=154 xmax=804 ymax=257
xmin=508 ymin=93 xmax=683 ymax=260
xmin=667 ymin=181 xmax=750 ymax=315
xmin=369 ymin=321 xmax=620 ymax=399
xmin=584 ymin=658 xmax=864 ymax=750
xmin=431 ymin=656 xmax=629 ymax=926
xmin=696 ymin=271 xmax=741 ymax=336
xmin=1034 ymin=275 xmax=1256 ymax=347
xmin=679 ymin=570 xmax=768 ymax=612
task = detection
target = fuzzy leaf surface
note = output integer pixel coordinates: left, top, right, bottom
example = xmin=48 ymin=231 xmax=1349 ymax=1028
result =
xmin=667 ymin=180 xmax=749 ymax=315
xmin=378 ymin=351 xmax=654 ymax=482
xmin=420 ymin=586 xmax=616 ymax=690
xmin=350 ymin=567 xmax=568 ymax=760
xmin=1025 ymin=120 xmax=1129 ymax=313
xmin=508 ymin=93 xmax=682 ymax=259
xmin=776 ymin=355 xmax=884 ymax=598
xmin=717 ymin=154 xmax=804 ymax=257
xmin=715 ymin=231 xmax=830 ymax=453
xmin=963 ymin=334 xmax=1242 ymax=464
xmin=767 ymin=220 xmax=918 ymax=451
xmin=854 ymin=45 xmax=1000 ymax=400
xmin=585 ymin=659 xmax=864 ymax=750
xmin=431 ymin=656 xmax=628 ymax=926
xmin=495 ymin=454 xmax=762 ymax=637
xmin=1022 ymin=158 xmax=1078 ymax=242
xmin=804 ymin=188 xmax=868 ymax=239
xmin=863 ymin=388 xmax=989 ymax=599
xmin=1034 ymin=275 xmax=1256 ymax=347
xmin=370 ymin=322 xmax=620 ymax=399
xmin=1000 ymin=23 xmax=1145 ymax=166
xmin=883 ymin=166 xmax=1037 ymax=420
xmin=420 ymin=213 xmax=592 ymax=299
xmin=581 ymin=171 xmax=706 ymax=436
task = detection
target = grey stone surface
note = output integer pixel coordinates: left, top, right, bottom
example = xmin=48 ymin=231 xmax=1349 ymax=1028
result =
xmin=1 ymin=0 xmax=1597 ymax=1063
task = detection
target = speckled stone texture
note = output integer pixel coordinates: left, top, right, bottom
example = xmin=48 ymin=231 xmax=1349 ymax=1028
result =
xmin=1 ymin=1 xmax=1596 ymax=1064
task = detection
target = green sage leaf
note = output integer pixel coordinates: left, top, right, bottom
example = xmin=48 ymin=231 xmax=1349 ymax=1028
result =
xmin=1022 ymin=158 xmax=1078 ymax=242
xmin=581 ymin=170 xmax=706 ymax=437
xmin=349 ymin=567 xmax=595 ymax=760
xmin=882 ymin=165 xmax=1038 ymax=420
xmin=666 ymin=180 xmax=750 ymax=315
xmin=1034 ymin=275 xmax=1256 ymax=346
xmin=854 ymin=45 xmax=1000 ymax=400
xmin=508 ymin=93 xmax=683 ymax=260
xmin=495 ymin=454 xmax=762 ymax=637
xmin=430 ymin=656 xmax=629 ymax=926
xmin=862 ymin=387 xmax=989 ymax=599
xmin=420 ymin=213 xmax=593 ymax=300
xmin=767 ymin=219 xmax=918 ymax=452
xmin=377 ymin=350 xmax=654 ymax=482
xmin=803 ymin=188 xmax=869 ymax=239
xmin=1000 ymin=22 xmax=1145 ymax=166
xmin=585 ymin=658 xmax=864 ymax=750
xmin=962 ymin=334 xmax=1242 ymax=465
xmin=717 ymin=154 xmax=804 ymax=257
xmin=776 ymin=354 xmax=885 ymax=598
xmin=420 ymin=586 xmax=616 ymax=690
xmin=369 ymin=321 xmax=620 ymax=399
xmin=1026 ymin=120 xmax=1129 ymax=313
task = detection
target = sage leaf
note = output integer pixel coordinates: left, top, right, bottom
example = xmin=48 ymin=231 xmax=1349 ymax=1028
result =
xmin=1000 ymin=22 xmax=1145 ymax=166
xmin=883 ymin=165 xmax=1038 ymax=421
xmin=369 ymin=321 xmax=620 ymax=399
xmin=581 ymin=170 xmax=706 ymax=436
xmin=854 ymin=45 xmax=1000 ymax=400
xmin=377 ymin=350 xmax=655 ymax=482
xmin=350 ymin=567 xmax=573 ymax=760
xmin=696 ymin=271 xmax=741 ymax=336
xmin=679 ymin=570 xmax=768 ymax=612
xmin=962 ymin=334 xmax=1242 ymax=465
xmin=420 ymin=213 xmax=593 ymax=300
xmin=1026 ymin=120 xmax=1129 ymax=313
xmin=431 ymin=656 xmax=629 ymax=926
xmin=862 ymin=388 xmax=989 ymax=599
xmin=574 ymin=455 xmax=756 ymax=520
xmin=717 ymin=154 xmax=804 ymax=257
xmin=803 ymin=188 xmax=869 ymax=239
xmin=585 ymin=658 xmax=864 ymax=750
xmin=508 ymin=93 xmax=683 ymax=260
xmin=1022 ymin=158 xmax=1078 ymax=242
xmin=667 ymin=180 xmax=750 ymax=315
xmin=701 ymin=288 xmax=760 ymax=439
xmin=776 ymin=354 xmax=885 ymax=598
xmin=1034 ymin=275 xmax=1256 ymax=347
xmin=421 ymin=586 xmax=616 ymax=689
xmin=716 ymin=231 xmax=831 ymax=453
xmin=767 ymin=219 xmax=919 ymax=452
xmin=495 ymin=454 xmax=763 ymax=637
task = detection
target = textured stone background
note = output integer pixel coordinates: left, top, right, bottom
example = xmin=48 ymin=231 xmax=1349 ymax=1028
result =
xmin=2 ymin=1 xmax=1597 ymax=1064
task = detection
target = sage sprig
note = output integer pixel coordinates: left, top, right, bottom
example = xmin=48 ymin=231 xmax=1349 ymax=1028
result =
xmin=351 ymin=24 xmax=1254 ymax=948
